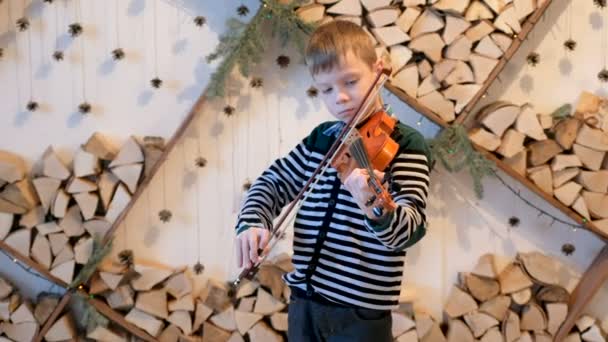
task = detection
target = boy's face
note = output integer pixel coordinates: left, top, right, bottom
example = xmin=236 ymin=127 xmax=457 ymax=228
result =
xmin=312 ymin=51 xmax=382 ymax=122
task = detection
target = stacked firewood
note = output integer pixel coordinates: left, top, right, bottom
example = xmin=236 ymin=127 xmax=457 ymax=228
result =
xmin=443 ymin=252 xmax=606 ymax=342
xmin=294 ymin=0 xmax=547 ymax=122
xmin=0 ymin=275 xmax=79 ymax=341
xmin=0 ymin=133 xmax=164 ymax=285
xmin=469 ymin=92 xmax=608 ymax=234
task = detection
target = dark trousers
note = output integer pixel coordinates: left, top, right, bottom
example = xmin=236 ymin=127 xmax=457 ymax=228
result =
xmin=287 ymin=287 xmax=392 ymax=342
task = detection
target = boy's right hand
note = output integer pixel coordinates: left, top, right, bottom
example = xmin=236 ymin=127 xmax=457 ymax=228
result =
xmin=236 ymin=227 xmax=271 ymax=269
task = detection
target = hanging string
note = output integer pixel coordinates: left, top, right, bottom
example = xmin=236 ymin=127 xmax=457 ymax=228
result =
xmin=26 ymin=0 xmax=34 ymax=105
xmin=78 ymin=0 xmax=86 ymax=104
xmin=9 ymin=0 xmax=22 ymax=107
xmin=196 ymin=122 xmax=203 ymax=265
xmin=115 ymin=0 xmax=120 ymax=50
xmin=153 ymin=0 xmax=158 ymax=79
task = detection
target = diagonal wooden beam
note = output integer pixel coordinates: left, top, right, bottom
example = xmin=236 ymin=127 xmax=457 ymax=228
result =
xmin=87 ymin=295 xmax=157 ymax=341
xmin=32 ymin=291 xmax=72 ymax=342
xmin=101 ymin=91 xmax=209 ymax=246
xmin=553 ymin=245 xmax=608 ymax=342
xmin=0 ymin=239 xmax=69 ymax=287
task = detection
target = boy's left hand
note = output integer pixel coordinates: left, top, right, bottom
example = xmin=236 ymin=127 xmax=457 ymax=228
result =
xmin=343 ymin=168 xmax=386 ymax=219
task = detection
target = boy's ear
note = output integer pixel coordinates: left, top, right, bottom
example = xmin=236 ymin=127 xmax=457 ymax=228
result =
xmin=375 ymin=57 xmax=391 ymax=75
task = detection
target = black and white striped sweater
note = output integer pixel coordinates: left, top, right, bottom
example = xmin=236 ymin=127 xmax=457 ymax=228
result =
xmin=235 ymin=118 xmax=431 ymax=310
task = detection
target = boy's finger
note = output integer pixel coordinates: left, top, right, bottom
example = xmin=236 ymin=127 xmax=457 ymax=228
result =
xmin=241 ymin=237 xmax=251 ymax=268
xmin=259 ymin=230 xmax=271 ymax=259
xmin=236 ymin=237 xmax=243 ymax=268
xmin=249 ymin=232 xmax=259 ymax=264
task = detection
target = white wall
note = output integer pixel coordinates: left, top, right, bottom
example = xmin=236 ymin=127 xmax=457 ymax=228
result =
xmin=1 ymin=0 xmax=607 ymax=322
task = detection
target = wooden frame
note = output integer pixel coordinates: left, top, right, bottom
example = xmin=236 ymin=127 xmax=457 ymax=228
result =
xmin=385 ymin=0 xmax=554 ymax=128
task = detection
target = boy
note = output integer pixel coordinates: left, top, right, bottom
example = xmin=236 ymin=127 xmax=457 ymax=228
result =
xmin=234 ymin=20 xmax=431 ymax=341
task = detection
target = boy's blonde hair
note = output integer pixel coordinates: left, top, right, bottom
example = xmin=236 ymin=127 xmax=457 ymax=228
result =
xmin=305 ymin=20 xmax=377 ymax=75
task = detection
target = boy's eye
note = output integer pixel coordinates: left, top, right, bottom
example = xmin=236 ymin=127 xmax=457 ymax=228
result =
xmin=347 ymin=79 xmax=358 ymax=85
xmin=322 ymin=87 xmax=333 ymax=94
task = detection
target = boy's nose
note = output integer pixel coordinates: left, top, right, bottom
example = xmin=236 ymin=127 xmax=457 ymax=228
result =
xmin=336 ymin=91 xmax=349 ymax=104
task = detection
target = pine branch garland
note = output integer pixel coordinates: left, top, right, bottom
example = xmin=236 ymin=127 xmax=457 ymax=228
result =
xmin=428 ymin=125 xmax=494 ymax=198
xmin=73 ymin=292 xmax=109 ymax=333
xmin=69 ymin=235 xmax=113 ymax=289
xmin=205 ymin=0 xmax=315 ymax=98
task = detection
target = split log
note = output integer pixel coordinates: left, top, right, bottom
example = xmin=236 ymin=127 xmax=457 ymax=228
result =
xmin=31 ymin=234 xmax=52 ymax=269
xmin=106 ymin=285 xmax=135 ymax=311
xmin=465 ymin=273 xmax=500 ymax=302
xmin=73 ymin=147 xmax=100 ymax=178
xmin=296 ymin=4 xmax=325 ymax=23
xmin=478 ymin=103 xmax=521 ymax=137
xmin=442 ymin=15 xmax=470 ymax=45
xmin=59 ymin=204 xmax=84 ymax=237
xmin=553 ymin=168 xmax=580 ymax=188
xmin=465 ymin=20 xmax=495 ymax=42
xmin=372 ymin=26 xmax=410 ymax=46
xmin=503 ymin=150 xmax=527 ymax=176
xmin=0 ymin=212 xmax=14 ymax=240
xmin=445 ymin=35 xmax=472 ymax=61
xmin=391 ymin=64 xmax=418 ymax=98
xmin=520 ymin=302 xmax=547 ymax=332
xmin=366 ymin=8 xmax=400 ymax=28
xmin=510 ymin=287 xmax=531 ymax=305
xmin=42 ymin=147 xmax=70 ymax=181
xmin=555 ymin=118 xmax=582 ymax=150
xmin=105 ymin=183 xmax=131 ymax=224
xmin=418 ymin=91 xmax=456 ymax=122
xmin=44 ymin=313 xmax=76 ymax=341
xmin=470 ymin=53 xmax=499 ymax=84
xmin=582 ymin=191 xmax=608 ymax=219
xmin=463 ymin=311 xmax=499 ymax=338
xmin=83 ymin=132 xmax=118 ymax=161
xmin=248 ymin=321 xmax=283 ymax=342
xmin=475 ymin=36 xmax=504 ymax=59
xmin=389 ymin=45 xmax=412 ymax=75
xmin=494 ymin=4 xmax=521 ymax=35
xmin=546 ymin=302 xmax=568 ymax=336
xmin=445 ymin=286 xmax=478 ymax=318
xmin=125 ymin=308 xmax=164 ymax=337
xmin=253 ymin=288 xmax=286 ymax=315
xmin=65 ymin=177 xmax=97 ymax=194
xmin=50 ymin=260 xmax=75 ymax=284
xmin=433 ymin=59 xmax=458 ymax=82
xmin=5 ymin=229 xmax=31 ymax=257
xmin=396 ymin=7 xmax=421 ymax=34
xmin=410 ymin=9 xmax=444 ymax=39
xmin=409 ymin=33 xmax=444 ymax=63
xmin=465 ymin=2 xmax=494 ymax=21
xmin=502 ymin=310 xmax=521 ymax=342
xmin=515 ymin=105 xmax=547 ymax=141
xmin=167 ymin=310 xmax=192 ymax=335
xmin=573 ymin=144 xmax=605 ymax=171
xmin=434 ymin=0 xmax=470 ymax=14
xmin=469 ymin=127 xmax=501 ymax=151
xmin=554 ymin=181 xmax=582 ymax=207
xmin=193 ymin=301 xmax=213 ymax=333
xmin=578 ymin=170 xmax=608 ymax=193
xmin=479 ymin=295 xmax=510 ymax=321
xmin=234 ymin=309 xmax=263 ymax=335
xmin=497 ymin=263 xmax=533 ymax=294
xmin=32 ymin=177 xmax=61 ymax=214
xmin=0 ymin=151 xmax=26 ymax=183
xmin=576 ymin=124 xmax=608 ymax=151
xmin=496 ymin=129 xmax=525 ymax=158
xmin=528 ymin=140 xmax=563 ymax=167
xmin=111 ymin=163 xmax=142 ymax=194
xmin=551 ymin=154 xmax=582 ymax=172
xmin=445 ymin=60 xmax=475 ymax=85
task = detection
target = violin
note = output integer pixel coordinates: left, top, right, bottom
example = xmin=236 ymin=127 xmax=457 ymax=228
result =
xmin=331 ymin=109 xmax=398 ymax=219
xmin=231 ymin=67 xmax=396 ymax=291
